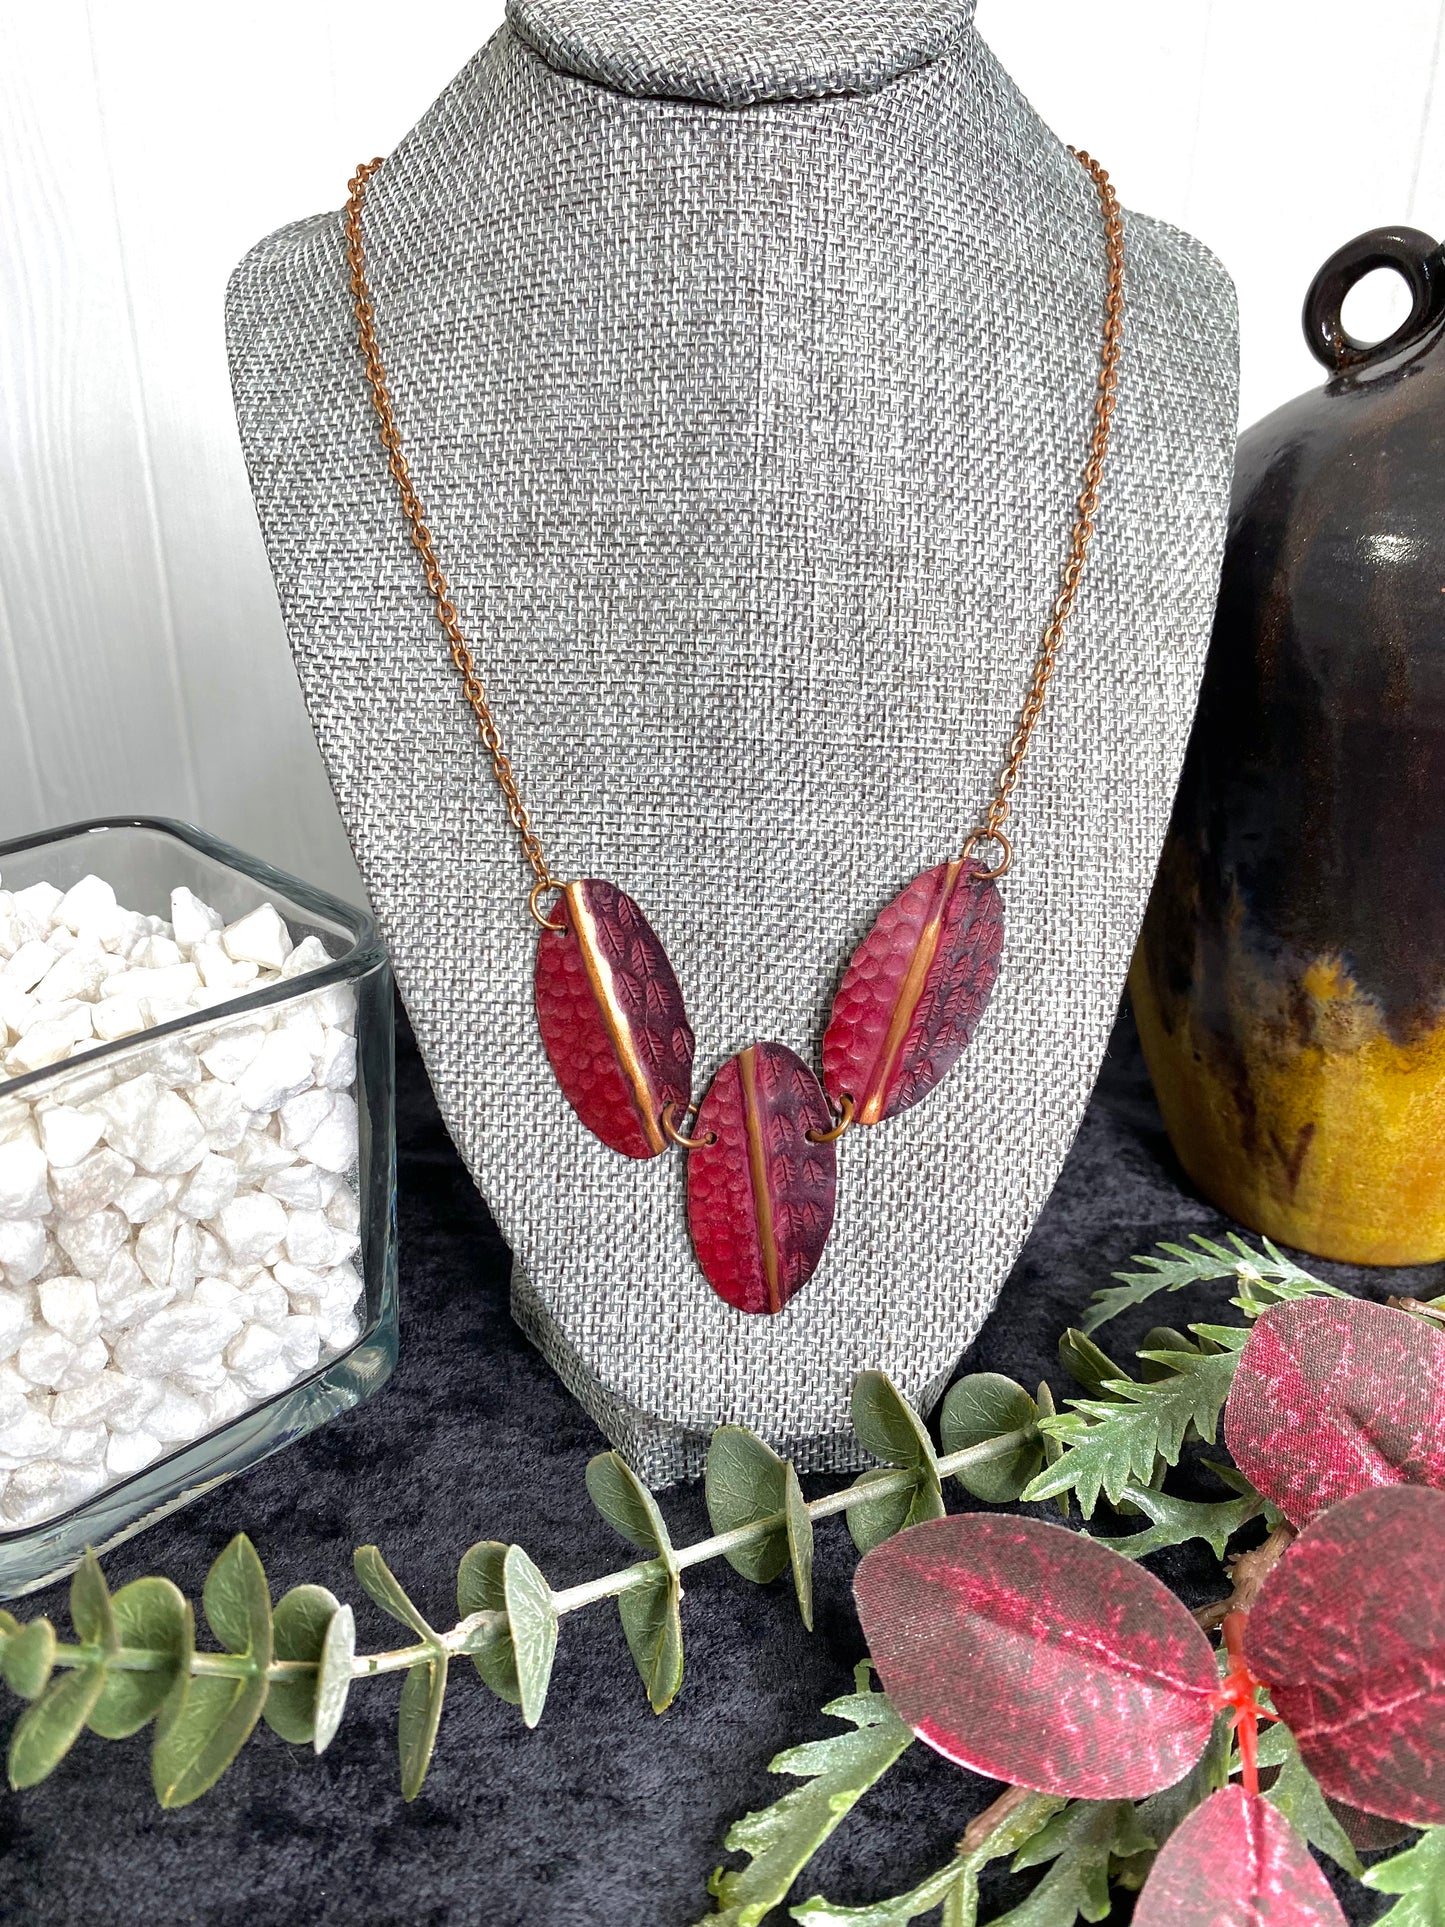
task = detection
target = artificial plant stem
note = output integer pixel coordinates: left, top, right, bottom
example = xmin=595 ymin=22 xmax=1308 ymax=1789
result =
xmin=549 ymin=1427 xmax=1035 ymax=1615
xmin=35 ymin=1427 xmax=1037 ymax=1683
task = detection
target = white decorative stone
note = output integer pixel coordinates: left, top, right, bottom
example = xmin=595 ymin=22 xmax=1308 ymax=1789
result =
xmin=188 ymin=1079 xmax=253 ymax=1151
xmin=16 ymin=1327 xmax=79 ymax=1390
xmin=92 ymin=994 xmax=146 ymax=1042
xmin=130 ymin=934 xmax=183 ymax=971
xmin=116 ymin=1173 xmax=171 ymax=1224
xmin=284 ymin=1208 xmax=357 ymax=1270
xmin=115 ymin=1301 xmax=245 ymax=1378
xmin=55 ymin=874 xmax=118 ymax=936
xmin=177 ymin=1152 xmax=238 ymax=1222
xmin=6 ymin=938 xmax=58 ymax=993
xmin=217 ymin=1191 xmax=288 ymax=1267
xmin=106 ymin=1429 xmax=163 ymax=1481
xmin=222 ymin=904 xmax=292 ymax=971
xmin=235 ymin=1029 xmax=314 ymax=1114
xmin=51 ymin=1146 xmax=135 ymax=1218
xmin=55 ymin=1209 xmax=129 ymax=1280
xmin=315 ymin=1027 xmax=357 ymax=1092
xmin=37 ymin=1104 xmax=106 ymax=1168
xmin=39 ymin=1276 xmax=101 ymax=1345
xmin=0 ymin=1140 xmax=50 ymax=1219
xmin=197 ymin=1024 xmax=266 ymax=1083
xmin=0 ymin=1219 xmax=48 ymax=1288
xmin=170 ymin=886 xmax=224 ymax=957
xmin=0 ymin=1290 xmax=29 ymax=1357
xmin=264 ymin=1162 xmax=328 ymax=1210
xmin=0 ymin=877 xmax=367 ymax=1525
xmin=10 ymin=882 xmax=62 ymax=930
xmin=232 ymin=1129 xmax=293 ymax=1180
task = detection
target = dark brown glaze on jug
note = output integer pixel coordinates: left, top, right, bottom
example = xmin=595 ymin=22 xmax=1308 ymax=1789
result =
xmin=1131 ymin=228 xmax=1445 ymax=1263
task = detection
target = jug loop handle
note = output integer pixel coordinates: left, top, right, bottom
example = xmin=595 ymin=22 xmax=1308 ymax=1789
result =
xmin=1303 ymin=226 xmax=1445 ymax=372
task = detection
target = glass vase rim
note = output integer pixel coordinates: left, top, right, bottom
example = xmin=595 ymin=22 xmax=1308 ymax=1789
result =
xmin=0 ymin=814 xmax=386 ymax=1102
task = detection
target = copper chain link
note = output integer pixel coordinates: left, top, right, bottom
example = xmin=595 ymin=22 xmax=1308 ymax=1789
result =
xmin=345 ymin=146 xmax=1123 ymax=899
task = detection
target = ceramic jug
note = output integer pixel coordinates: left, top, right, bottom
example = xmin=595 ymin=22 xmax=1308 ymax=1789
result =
xmin=1131 ymin=226 xmax=1445 ymax=1265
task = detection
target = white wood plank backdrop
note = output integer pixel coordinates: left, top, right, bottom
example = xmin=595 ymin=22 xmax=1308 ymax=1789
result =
xmin=1 ymin=2 xmax=1441 ymax=900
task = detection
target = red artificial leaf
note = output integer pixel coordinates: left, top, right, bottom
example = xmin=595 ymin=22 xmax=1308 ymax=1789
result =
xmin=1133 ymin=1786 xmax=1346 ymax=1927
xmin=686 ymin=1042 xmax=837 ymax=1315
xmin=1224 ymin=1295 xmax=1445 ymax=1527
xmin=822 ymin=859 xmax=1003 ymax=1126
xmin=533 ymin=879 xmax=694 ymax=1159
xmin=1245 ymin=1484 xmax=1445 ymax=1827
xmin=853 ymin=1513 xmax=1217 ymax=1800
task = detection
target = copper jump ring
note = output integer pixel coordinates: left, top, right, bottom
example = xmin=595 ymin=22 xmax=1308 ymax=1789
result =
xmin=661 ymin=1100 xmax=715 ymax=1150
xmin=529 ymin=879 xmax=567 ymax=933
xmin=961 ymin=828 xmax=1013 ymax=882
xmin=807 ymin=1092 xmax=856 ymax=1145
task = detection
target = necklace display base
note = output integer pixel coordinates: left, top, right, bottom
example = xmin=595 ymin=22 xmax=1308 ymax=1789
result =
xmin=225 ymin=0 xmax=1238 ymax=1484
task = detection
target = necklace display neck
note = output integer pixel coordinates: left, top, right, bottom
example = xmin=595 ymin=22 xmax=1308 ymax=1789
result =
xmin=225 ymin=10 xmax=1239 ymax=1479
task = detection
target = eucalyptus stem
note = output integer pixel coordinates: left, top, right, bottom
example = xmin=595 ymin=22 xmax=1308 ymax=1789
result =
xmin=32 ymin=1427 xmax=1033 ymax=1689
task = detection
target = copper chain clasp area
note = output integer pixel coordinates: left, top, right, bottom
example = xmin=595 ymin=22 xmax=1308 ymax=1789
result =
xmin=807 ymin=1091 xmax=856 ymax=1145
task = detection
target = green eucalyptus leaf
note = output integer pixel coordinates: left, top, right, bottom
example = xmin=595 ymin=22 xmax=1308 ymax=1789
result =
xmin=705 ymin=1427 xmax=791 ymax=1585
xmin=586 ymin=1452 xmax=676 ymax=1567
xmin=264 ymin=1584 xmax=342 ymax=1746
xmin=353 ymin=1544 xmax=436 ymax=1641
xmin=618 ymin=1571 xmax=684 ymax=1714
xmin=939 ymin=1374 xmax=1042 ymax=1504
xmin=151 ymin=1536 xmax=272 ymax=1809
xmin=1058 ymin=1330 xmax=1126 ymax=1401
xmin=8 ymin=1665 xmax=107 ymax=1789
xmin=398 ymin=1654 xmax=447 ymax=1802
xmin=69 ymin=1552 xmax=117 ymax=1653
xmin=845 ymin=1468 xmax=943 ymax=1557
xmin=783 ymin=1465 xmax=814 ymax=1633
xmin=457 ymin=1542 xmax=522 ymax=1706
xmin=2 ymin=1619 xmax=56 ymax=1701
xmin=151 ymin=1669 xmax=268 ymax=1809
xmin=313 ymin=1603 xmax=355 ymax=1754
xmin=90 ymin=1578 xmax=191 ymax=1740
xmin=203 ymin=1534 xmax=273 ymax=1666
xmin=851 ymin=1373 xmax=940 ymax=1489
xmin=0 ymin=1609 xmax=20 ymax=1641
xmin=502 ymin=1546 xmax=557 ymax=1730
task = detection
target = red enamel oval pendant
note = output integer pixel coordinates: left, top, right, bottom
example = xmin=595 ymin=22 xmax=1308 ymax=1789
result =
xmin=687 ymin=1042 xmax=837 ymax=1315
xmin=534 ymin=879 xmax=695 ymax=1160
xmin=823 ymin=858 xmax=1004 ymax=1126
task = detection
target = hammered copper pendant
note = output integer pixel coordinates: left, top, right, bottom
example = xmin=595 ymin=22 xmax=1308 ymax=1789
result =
xmin=533 ymin=879 xmax=695 ymax=1159
xmin=823 ymin=858 xmax=1005 ymax=1126
xmin=686 ymin=1042 xmax=837 ymax=1315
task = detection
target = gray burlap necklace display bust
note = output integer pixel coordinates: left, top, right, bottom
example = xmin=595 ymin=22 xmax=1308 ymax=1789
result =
xmin=225 ymin=0 xmax=1238 ymax=1483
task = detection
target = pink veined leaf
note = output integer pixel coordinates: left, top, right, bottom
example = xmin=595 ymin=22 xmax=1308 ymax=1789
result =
xmin=1133 ymin=1786 xmax=1347 ymax=1927
xmin=686 ymin=1042 xmax=837 ymax=1316
xmin=1245 ymin=1484 xmax=1445 ymax=1827
xmin=1224 ymin=1295 xmax=1445 ymax=1527
xmin=822 ymin=859 xmax=1003 ymax=1126
xmin=853 ymin=1513 xmax=1217 ymax=1800
xmin=533 ymin=878 xmax=694 ymax=1160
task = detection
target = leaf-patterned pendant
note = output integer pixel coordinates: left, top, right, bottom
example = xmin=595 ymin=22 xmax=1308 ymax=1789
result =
xmin=822 ymin=858 xmax=1004 ymax=1127
xmin=533 ymin=879 xmax=694 ymax=1160
xmin=687 ymin=1042 xmax=837 ymax=1315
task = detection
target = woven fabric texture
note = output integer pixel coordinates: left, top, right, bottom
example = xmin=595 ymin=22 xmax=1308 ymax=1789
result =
xmin=507 ymin=0 xmax=978 ymax=106
xmin=225 ymin=12 xmax=1238 ymax=1483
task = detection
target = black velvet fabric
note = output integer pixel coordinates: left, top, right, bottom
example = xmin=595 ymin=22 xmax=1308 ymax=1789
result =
xmin=0 ymin=1000 xmax=1414 ymax=1925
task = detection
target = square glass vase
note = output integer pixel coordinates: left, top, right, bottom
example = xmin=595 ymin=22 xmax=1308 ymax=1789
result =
xmin=0 ymin=817 xmax=397 ymax=1596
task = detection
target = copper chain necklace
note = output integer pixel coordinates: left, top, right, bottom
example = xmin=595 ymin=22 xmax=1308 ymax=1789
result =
xmin=344 ymin=150 xmax=1125 ymax=1316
